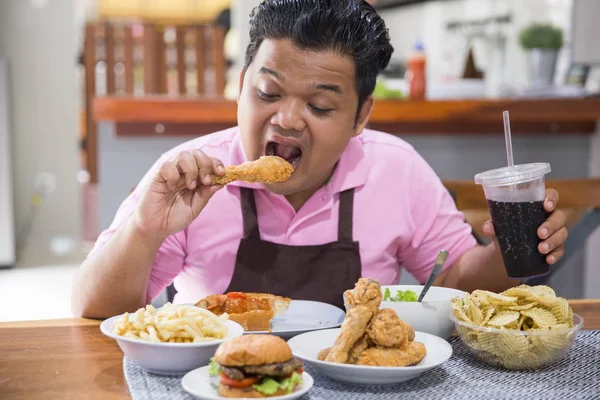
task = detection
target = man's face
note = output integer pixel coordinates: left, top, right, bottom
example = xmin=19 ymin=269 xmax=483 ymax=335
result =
xmin=237 ymin=39 xmax=372 ymax=198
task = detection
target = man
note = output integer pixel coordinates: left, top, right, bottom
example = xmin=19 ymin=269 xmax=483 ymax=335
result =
xmin=72 ymin=0 xmax=567 ymax=318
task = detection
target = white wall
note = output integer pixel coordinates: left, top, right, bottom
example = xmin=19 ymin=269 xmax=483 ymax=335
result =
xmin=572 ymin=0 xmax=600 ymax=65
xmin=0 ymin=60 xmax=16 ymax=266
xmin=378 ymin=0 xmax=573 ymax=88
xmin=0 ymin=0 xmax=81 ymax=266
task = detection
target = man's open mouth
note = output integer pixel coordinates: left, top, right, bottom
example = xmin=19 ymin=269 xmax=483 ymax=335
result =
xmin=266 ymin=141 xmax=302 ymax=170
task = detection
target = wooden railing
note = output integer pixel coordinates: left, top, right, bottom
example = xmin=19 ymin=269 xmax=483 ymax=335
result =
xmin=83 ymin=20 xmax=227 ymax=183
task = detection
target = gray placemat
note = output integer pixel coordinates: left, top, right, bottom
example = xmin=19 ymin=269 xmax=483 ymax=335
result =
xmin=123 ymin=330 xmax=600 ymax=400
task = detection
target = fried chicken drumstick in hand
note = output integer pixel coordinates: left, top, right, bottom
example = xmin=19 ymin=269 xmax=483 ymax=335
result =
xmin=211 ymin=156 xmax=293 ymax=185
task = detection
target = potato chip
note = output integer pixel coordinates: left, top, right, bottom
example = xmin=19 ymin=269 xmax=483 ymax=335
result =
xmin=482 ymin=304 xmax=496 ymax=325
xmin=487 ymin=311 xmax=520 ymax=327
xmin=497 ymin=332 xmax=529 ymax=353
xmin=528 ymin=295 xmax=561 ymax=309
xmin=530 ymin=331 xmax=569 ymax=351
xmin=520 ymin=308 xmax=557 ymax=327
xmin=527 ymin=285 xmax=556 ymax=297
xmin=550 ymin=298 xmax=573 ymax=326
xmin=467 ymin=297 xmax=484 ymax=325
xmin=503 ymin=287 xmax=537 ymax=299
xmin=517 ymin=314 xmax=526 ymax=330
xmin=507 ymin=302 xmax=538 ymax=311
xmin=451 ymin=298 xmax=473 ymax=324
xmin=481 ymin=291 xmax=519 ymax=305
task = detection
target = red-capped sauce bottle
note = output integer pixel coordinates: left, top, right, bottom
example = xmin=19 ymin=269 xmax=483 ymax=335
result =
xmin=406 ymin=41 xmax=427 ymax=100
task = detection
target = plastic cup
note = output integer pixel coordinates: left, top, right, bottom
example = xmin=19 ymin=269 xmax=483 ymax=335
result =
xmin=474 ymin=163 xmax=552 ymax=278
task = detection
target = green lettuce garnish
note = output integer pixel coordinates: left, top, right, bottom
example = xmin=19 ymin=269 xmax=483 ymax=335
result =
xmin=252 ymin=372 xmax=303 ymax=395
xmin=383 ymin=288 xmax=418 ymax=302
xmin=208 ymin=357 xmax=222 ymax=377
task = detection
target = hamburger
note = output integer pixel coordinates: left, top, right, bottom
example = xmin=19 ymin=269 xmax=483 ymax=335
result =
xmin=209 ymin=335 xmax=304 ymax=398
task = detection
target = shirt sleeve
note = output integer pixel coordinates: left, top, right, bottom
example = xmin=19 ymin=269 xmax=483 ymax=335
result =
xmin=398 ymin=152 xmax=477 ymax=284
xmin=85 ymin=155 xmax=187 ymax=302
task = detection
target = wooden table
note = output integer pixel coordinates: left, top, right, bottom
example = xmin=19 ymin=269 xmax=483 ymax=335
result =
xmin=1 ymin=300 xmax=599 ymax=399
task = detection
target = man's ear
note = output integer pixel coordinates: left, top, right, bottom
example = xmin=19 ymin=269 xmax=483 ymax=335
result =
xmin=353 ymin=96 xmax=374 ymax=137
xmin=237 ymin=66 xmax=248 ymax=104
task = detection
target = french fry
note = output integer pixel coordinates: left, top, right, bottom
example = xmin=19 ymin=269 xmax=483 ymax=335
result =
xmin=112 ymin=303 xmax=229 ymax=343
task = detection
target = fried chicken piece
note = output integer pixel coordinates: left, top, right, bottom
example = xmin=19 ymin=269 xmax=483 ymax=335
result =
xmin=317 ymin=347 xmax=330 ymax=361
xmin=356 ymin=341 xmax=427 ymax=367
xmin=325 ymin=278 xmax=382 ymax=364
xmin=348 ymin=334 xmax=373 ymax=364
xmin=366 ymin=309 xmax=407 ymax=348
xmin=344 ymin=278 xmax=382 ymax=311
xmin=319 ymin=334 xmax=372 ymax=363
xmin=211 ymin=156 xmax=293 ymax=185
xmin=325 ymin=305 xmax=375 ymax=364
xmin=406 ymin=324 xmax=415 ymax=342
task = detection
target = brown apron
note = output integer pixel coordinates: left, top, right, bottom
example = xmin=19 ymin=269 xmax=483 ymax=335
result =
xmin=224 ymin=187 xmax=362 ymax=309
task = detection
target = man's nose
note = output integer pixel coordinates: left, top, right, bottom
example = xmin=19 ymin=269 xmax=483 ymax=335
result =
xmin=270 ymin=99 xmax=306 ymax=133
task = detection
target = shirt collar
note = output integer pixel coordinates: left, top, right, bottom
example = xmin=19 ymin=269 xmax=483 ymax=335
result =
xmin=226 ymin=127 xmax=369 ymax=194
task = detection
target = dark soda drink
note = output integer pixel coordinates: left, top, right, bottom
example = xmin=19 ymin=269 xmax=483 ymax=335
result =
xmin=487 ymin=199 xmax=550 ymax=278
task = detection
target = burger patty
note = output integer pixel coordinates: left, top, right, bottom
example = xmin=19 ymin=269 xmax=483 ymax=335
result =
xmin=221 ymin=358 xmax=304 ymax=381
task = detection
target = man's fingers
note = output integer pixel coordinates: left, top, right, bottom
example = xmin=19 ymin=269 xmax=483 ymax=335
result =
xmin=210 ymin=157 xmax=226 ymax=176
xmin=482 ymin=220 xmax=495 ymax=236
xmin=174 ymin=151 xmax=201 ymax=189
xmin=158 ymin=160 xmax=182 ymax=191
xmin=189 ymin=150 xmax=215 ymax=186
xmin=544 ymin=188 xmax=559 ymax=211
xmin=538 ymin=209 xmax=566 ymax=240
xmin=539 ymin=226 xmax=568 ymax=255
xmin=198 ymin=183 xmax=224 ymax=199
xmin=546 ymin=245 xmax=565 ymax=265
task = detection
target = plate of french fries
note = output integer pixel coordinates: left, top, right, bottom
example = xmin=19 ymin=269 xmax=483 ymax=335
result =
xmin=450 ymin=285 xmax=584 ymax=371
xmin=100 ymin=303 xmax=244 ymax=375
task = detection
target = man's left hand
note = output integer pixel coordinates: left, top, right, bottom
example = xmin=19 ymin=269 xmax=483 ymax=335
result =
xmin=482 ymin=188 xmax=568 ymax=265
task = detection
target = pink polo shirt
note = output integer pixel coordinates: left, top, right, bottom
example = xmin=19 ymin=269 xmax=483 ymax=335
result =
xmin=89 ymin=127 xmax=477 ymax=304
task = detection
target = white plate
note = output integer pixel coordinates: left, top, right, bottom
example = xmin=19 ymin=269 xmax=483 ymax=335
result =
xmin=288 ymin=328 xmax=452 ymax=385
xmin=100 ymin=317 xmax=244 ymax=375
xmin=182 ymin=366 xmax=314 ymax=400
xmin=250 ymin=300 xmax=345 ymax=339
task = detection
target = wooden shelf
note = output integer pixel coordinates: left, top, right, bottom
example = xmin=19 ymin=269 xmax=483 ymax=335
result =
xmin=92 ymin=96 xmax=600 ymax=136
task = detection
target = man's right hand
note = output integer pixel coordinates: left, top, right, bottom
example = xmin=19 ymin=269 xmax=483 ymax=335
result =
xmin=133 ymin=150 xmax=225 ymax=237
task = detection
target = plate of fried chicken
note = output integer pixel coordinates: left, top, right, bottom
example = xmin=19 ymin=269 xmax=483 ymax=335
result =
xmin=287 ymin=278 xmax=453 ymax=385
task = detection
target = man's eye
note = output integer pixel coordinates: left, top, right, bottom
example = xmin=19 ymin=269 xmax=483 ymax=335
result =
xmin=257 ymin=89 xmax=279 ymax=100
xmin=309 ymin=104 xmax=333 ymax=114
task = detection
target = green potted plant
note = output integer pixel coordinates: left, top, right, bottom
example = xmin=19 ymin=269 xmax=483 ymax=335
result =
xmin=519 ymin=23 xmax=564 ymax=86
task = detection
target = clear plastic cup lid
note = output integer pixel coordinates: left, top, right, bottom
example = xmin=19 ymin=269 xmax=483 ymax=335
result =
xmin=474 ymin=162 xmax=551 ymax=187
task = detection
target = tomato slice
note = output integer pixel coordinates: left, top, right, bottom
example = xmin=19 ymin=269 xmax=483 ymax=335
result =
xmin=226 ymin=292 xmax=247 ymax=300
xmin=220 ymin=373 xmax=259 ymax=388
xmin=283 ymin=368 xmax=304 ymax=379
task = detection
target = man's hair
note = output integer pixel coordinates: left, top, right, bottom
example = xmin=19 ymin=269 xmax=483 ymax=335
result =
xmin=244 ymin=0 xmax=394 ymax=112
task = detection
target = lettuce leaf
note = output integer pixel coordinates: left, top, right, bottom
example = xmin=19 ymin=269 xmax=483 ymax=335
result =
xmin=384 ymin=288 xmax=418 ymax=302
xmin=252 ymin=372 xmax=303 ymax=395
xmin=208 ymin=358 xmax=222 ymax=377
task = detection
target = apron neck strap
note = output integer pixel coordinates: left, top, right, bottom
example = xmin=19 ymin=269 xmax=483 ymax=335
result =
xmin=338 ymin=188 xmax=355 ymax=241
xmin=240 ymin=187 xmax=355 ymax=241
xmin=240 ymin=188 xmax=260 ymax=238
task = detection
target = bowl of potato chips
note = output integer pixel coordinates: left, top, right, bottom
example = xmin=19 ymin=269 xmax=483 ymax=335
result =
xmin=100 ymin=303 xmax=244 ymax=375
xmin=450 ymin=285 xmax=583 ymax=371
